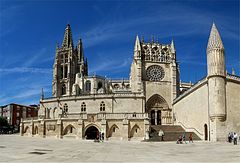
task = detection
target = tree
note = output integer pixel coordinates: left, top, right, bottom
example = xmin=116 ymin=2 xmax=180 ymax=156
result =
xmin=0 ymin=116 xmax=9 ymax=127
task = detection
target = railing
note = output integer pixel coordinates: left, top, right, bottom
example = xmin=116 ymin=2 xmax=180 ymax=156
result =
xmin=178 ymin=121 xmax=203 ymax=136
xmin=44 ymin=92 xmax=143 ymax=100
xmin=21 ymin=117 xmax=39 ymax=121
xmin=227 ymin=73 xmax=240 ymax=81
xmin=97 ymin=113 xmax=148 ymax=120
xmin=59 ymin=113 xmax=87 ymax=119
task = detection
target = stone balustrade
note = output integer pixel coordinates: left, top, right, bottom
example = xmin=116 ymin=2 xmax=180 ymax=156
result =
xmin=97 ymin=113 xmax=148 ymax=120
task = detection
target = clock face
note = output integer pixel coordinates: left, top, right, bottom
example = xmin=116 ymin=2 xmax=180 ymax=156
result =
xmin=146 ymin=65 xmax=165 ymax=81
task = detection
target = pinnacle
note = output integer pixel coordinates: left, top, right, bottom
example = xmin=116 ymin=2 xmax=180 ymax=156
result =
xmin=134 ymin=35 xmax=141 ymax=51
xmin=171 ymin=39 xmax=175 ymax=53
xmin=62 ymin=24 xmax=73 ymax=48
xmin=207 ymin=23 xmax=224 ymax=51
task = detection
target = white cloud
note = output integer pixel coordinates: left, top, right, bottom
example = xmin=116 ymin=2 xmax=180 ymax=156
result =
xmin=0 ymin=67 xmax=52 ymax=75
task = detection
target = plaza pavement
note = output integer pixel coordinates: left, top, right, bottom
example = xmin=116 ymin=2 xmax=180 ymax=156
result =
xmin=0 ymin=135 xmax=239 ymax=162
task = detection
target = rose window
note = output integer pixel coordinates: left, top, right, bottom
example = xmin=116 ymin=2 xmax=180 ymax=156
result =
xmin=146 ymin=65 xmax=165 ymax=81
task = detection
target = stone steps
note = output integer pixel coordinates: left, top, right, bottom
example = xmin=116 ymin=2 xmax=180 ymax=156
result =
xmin=145 ymin=125 xmax=201 ymax=142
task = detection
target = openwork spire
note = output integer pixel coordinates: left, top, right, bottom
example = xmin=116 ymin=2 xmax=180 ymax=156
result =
xmin=207 ymin=23 xmax=224 ymax=51
xmin=62 ymin=24 xmax=73 ymax=49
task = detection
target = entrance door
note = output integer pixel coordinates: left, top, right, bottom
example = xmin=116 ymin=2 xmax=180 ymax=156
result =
xmin=151 ymin=110 xmax=155 ymax=125
xmin=85 ymin=126 xmax=99 ymax=139
xmin=157 ymin=110 xmax=161 ymax=125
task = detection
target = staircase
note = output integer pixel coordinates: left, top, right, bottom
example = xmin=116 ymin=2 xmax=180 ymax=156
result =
xmin=145 ymin=125 xmax=201 ymax=142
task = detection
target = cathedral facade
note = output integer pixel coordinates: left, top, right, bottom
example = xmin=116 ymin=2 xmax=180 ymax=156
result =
xmin=21 ymin=23 xmax=240 ymax=141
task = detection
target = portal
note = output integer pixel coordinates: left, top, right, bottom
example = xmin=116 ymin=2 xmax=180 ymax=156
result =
xmin=85 ymin=126 xmax=99 ymax=139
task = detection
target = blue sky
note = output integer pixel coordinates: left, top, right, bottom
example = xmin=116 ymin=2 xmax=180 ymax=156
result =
xmin=0 ymin=0 xmax=239 ymax=106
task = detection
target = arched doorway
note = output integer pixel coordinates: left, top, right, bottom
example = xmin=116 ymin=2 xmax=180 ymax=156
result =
xmin=204 ymin=124 xmax=208 ymax=140
xmin=157 ymin=110 xmax=161 ymax=125
xmin=146 ymin=94 xmax=171 ymax=125
xmin=85 ymin=126 xmax=99 ymax=139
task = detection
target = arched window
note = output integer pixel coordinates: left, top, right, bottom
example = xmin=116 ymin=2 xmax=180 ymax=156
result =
xmin=100 ymin=101 xmax=105 ymax=112
xmin=64 ymin=65 xmax=68 ymax=78
xmin=81 ymin=102 xmax=86 ymax=112
xmin=85 ymin=80 xmax=91 ymax=92
xmin=64 ymin=54 xmax=68 ymax=63
xmin=63 ymin=103 xmax=68 ymax=114
xmin=62 ymin=84 xmax=66 ymax=95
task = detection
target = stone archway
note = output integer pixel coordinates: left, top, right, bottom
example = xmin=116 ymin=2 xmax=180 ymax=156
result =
xmin=146 ymin=94 xmax=172 ymax=125
xmin=85 ymin=125 xmax=99 ymax=140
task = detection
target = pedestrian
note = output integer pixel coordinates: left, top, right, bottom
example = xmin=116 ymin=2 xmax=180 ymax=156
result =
xmin=230 ymin=132 xmax=234 ymax=142
xmin=158 ymin=129 xmax=164 ymax=141
xmin=189 ymin=133 xmax=193 ymax=143
xmin=233 ymin=132 xmax=238 ymax=145
xmin=177 ymin=135 xmax=183 ymax=144
xmin=102 ymin=132 xmax=104 ymax=142
xmin=228 ymin=132 xmax=232 ymax=143
xmin=99 ymin=132 xmax=102 ymax=141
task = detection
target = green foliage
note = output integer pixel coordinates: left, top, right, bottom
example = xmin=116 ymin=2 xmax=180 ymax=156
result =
xmin=0 ymin=116 xmax=9 ymax=127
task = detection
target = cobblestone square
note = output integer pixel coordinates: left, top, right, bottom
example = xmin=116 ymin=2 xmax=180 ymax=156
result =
xmin=0 ymin=135 xmax=239 ymax=162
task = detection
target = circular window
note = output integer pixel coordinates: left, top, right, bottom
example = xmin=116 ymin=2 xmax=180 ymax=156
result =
xmin=146 ymin=65 xmax=165 ymax=81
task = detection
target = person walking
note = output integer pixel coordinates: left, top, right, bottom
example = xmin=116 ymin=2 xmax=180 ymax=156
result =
xmin=228 ymin=132 xmax=232 ymax=143
xmin=158 ymin=129 xmax=164 ymax=141
xmin=233 ymin=132 xmax=238 ymax=145
xmin=189 ymin=133 xmax=193 ymax=143
xmin=101 ymin=132 xmax=104 ymax=142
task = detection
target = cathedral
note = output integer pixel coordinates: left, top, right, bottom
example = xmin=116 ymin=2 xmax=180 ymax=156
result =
xmin=20 ymin=23 xmax=240 ymax=141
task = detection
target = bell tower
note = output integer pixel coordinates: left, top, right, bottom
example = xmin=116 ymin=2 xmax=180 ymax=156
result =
xmin=207 ymin=23 xmax=226 ymax=141
xmin=52 ymin=24 xmax=79 ymax=97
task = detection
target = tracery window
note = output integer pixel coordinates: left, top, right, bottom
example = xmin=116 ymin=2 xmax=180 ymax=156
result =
xmin=63 ymin=103 xmax=68 ymax=114
xmin=61 ymin=54 xmax=64 ymax=63
xmin=85 ymin=80 xmax=91 ymax=92
xmin=64 ymin=65 xmax=68 ymax=78
xmin=146 ymin=65 xmax=165 ymax=81
xmin=100 ymin=101 xmax=105 ymax=112
xmin=64 ymin=54 xmax=68 ymax=63
xmin=62 ymin=84 xmax=66 ymax=95
xmin=81 ymin=102 xmax=86 ymax=112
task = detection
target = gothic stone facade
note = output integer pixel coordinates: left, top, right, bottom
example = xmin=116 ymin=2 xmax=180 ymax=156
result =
xmin=21 ymin=23 xmax=240 ymax=141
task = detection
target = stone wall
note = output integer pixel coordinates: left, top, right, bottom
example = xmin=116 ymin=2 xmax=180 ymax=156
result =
xmin=173 ymin=82 xmax=209 ymax=140
xmin=225 ymin=80 xmax=240 ymax=135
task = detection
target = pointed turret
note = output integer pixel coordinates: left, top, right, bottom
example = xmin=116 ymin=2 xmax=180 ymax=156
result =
xmin=77 ymin=39 xmax=84 ymax=62
xmin=207 ymin=23 xmax=224 ymax=52
xmin=134 ymin=35 xmax=141 ymax=59
xmin=232 ymin=68 xmax=235 ymax=75
xmin=207 ymin=23 xmax=227 ymax=141
xmin=134 ymin=35 xmax=141 ymax=51
xmin=62 ymin=24 xmax=73 ymax=49
xmin=85 ymin=58 xmax=88 ymax=76
xmin=207 ymin=23 xmax=225 ymax=77
xmin=41 ymin=88 xmax=44 ymax=100
xmin=170 ymin=39 xmax=175 ymax=54
xmin=54 ymin=42 xmax=59 ymax=63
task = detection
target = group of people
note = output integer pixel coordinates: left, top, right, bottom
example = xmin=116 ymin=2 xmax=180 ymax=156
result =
xmin=228 ymin=132 xmax=238 ymax=145
xmin=177 ymin=133 xmax=193 ymax=144
xmin=95 ymin=132 xmax=105 ymax=142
